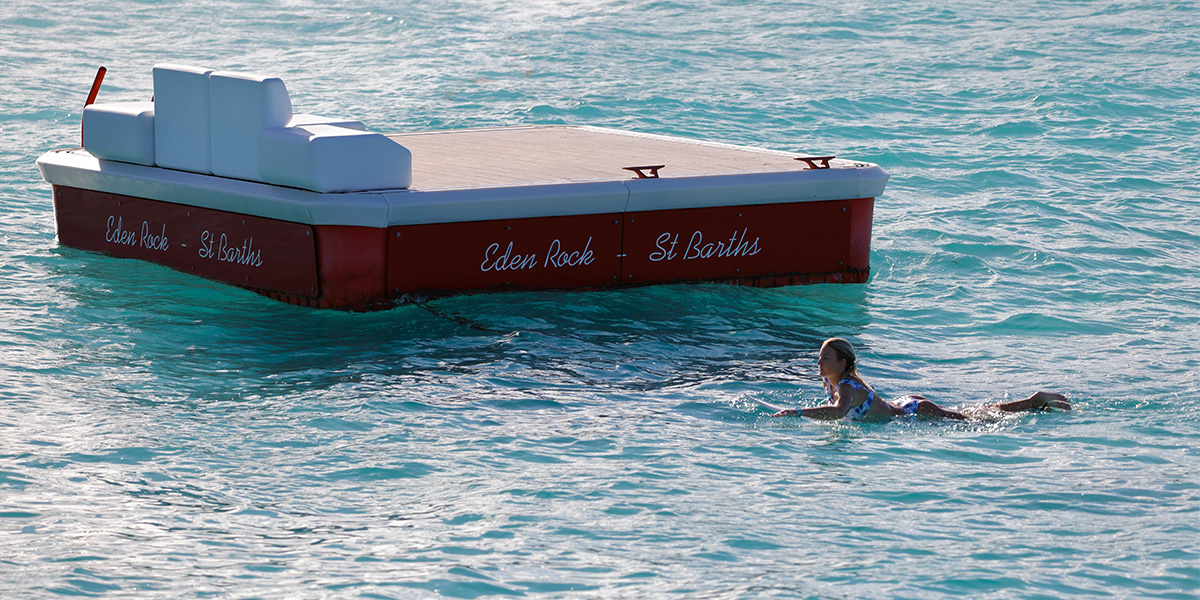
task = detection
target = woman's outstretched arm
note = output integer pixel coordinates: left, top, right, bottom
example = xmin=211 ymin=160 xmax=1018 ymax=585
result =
xmin=772 ymin=405 xmax=848 ymax=419
xmin=772 ymin=382 xmax=856 ymax=419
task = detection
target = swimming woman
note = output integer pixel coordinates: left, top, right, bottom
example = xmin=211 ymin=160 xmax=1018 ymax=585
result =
xmin=771 ymin=338 xmax=1070 ymax=420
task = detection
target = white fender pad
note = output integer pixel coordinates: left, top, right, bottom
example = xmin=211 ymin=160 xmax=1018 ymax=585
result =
xmin=258 ymin=124 xmax=412 ymax=193
xmin=82 ymin=102 xmax=156 ymax=166
xmin=209 ymin=71 xmax=293 ymax=182
xmin=624 ymin=166 xmax=891 ymax=213
xmin=152 ymin=64 xmax=214 ymax=173
xmin=37 ymin=148 xmax=392 ymax=227
xmin=381 ymin=181 xmax=631 ymax=226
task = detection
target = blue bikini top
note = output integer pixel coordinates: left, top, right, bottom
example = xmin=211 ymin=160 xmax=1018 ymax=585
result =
xmin=831 ymin=377 xmax=876 ymax=420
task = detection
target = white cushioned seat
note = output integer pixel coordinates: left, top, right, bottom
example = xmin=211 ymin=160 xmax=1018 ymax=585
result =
xmin=287 ymin=113 xmax=366 ymax=131
xmin=153 ymin=64 xmax=213 ymax=173
xmin=209 ymin=71 xmax=293 ymax=182
xmin=258 ymin=124 xmax=412 ymax=192
xmin=82 ymin=101 xmax=156 ymax=166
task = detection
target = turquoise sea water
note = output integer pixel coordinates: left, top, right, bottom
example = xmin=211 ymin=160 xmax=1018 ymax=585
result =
xmin=2 ymin=0 xmax=1198 ymax=597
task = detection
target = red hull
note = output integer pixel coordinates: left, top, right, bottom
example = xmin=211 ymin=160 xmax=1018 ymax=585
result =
xmin=52 ymin=185 xmax=872 ymax=310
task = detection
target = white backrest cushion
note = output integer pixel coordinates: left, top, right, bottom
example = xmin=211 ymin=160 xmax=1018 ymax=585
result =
xmin=209 ymin=71 xmax=293 ymax=182
xmin=152 ymin=63 xmax=213 ymax=173
xmin=258 ymin=124 xmax=412 ymax=193
xmin=82 ymin=101 xmax=156 ymax=166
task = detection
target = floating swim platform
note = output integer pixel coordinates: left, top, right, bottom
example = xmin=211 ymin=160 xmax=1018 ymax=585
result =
xmin=37 ymin=65 xmax=889 ymax=310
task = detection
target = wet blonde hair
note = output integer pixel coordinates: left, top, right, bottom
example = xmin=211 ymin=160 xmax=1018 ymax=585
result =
xmin=822 ymin=337 xmax=877 ymax=397
xmin=823 ymin=337 xmax=859 ymax=376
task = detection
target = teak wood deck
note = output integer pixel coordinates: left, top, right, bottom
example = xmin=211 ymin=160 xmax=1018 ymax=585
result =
xmin=389 ymin=125 xmax=824 ymax=190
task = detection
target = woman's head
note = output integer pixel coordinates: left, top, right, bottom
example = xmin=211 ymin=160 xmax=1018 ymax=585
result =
xmin=819 ymin=337 xmax=858 ymax=380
